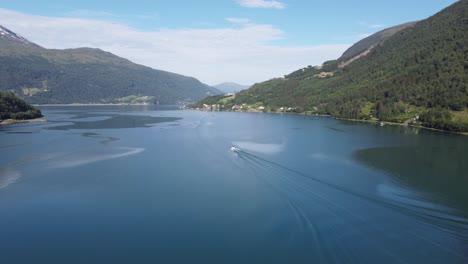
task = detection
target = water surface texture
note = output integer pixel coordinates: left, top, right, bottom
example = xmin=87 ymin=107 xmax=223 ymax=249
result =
xmin=0 ymin=106 xmax=467 ymax=263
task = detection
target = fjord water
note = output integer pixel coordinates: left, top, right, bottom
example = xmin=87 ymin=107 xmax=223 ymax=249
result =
xmin=0 ymin=106 xmax=467 ymax=263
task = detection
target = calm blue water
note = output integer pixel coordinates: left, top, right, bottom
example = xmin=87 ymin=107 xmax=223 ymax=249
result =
xmin=0 ymin=106 xmax=467 ymax=263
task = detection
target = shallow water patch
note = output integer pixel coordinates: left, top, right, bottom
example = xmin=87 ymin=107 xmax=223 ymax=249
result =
xmin=48 ymin=114 xmax=182 ymax=130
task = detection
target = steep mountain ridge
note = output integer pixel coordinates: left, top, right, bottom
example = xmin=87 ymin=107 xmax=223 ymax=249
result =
xmin=0 ymin=26 xmax=221 ymax=104
xmin=338 ymin=21 xmax=417 ymax=64
xmin=0 ymin=25 xmax=40 ymax=47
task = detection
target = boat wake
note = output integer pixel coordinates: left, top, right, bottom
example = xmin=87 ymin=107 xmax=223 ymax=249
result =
xmin=48 ymin=147 xmax=145 ymax=169
xmin=233 ymin=148 xmax=468 ymax=262
xmin=0 ymin=166 xmax=21 ymax=189
xmin=231 ymin=141 xmax=284 ymax=155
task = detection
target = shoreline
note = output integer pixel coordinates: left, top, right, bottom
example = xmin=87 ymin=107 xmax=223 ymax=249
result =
xmin=198 ymin=109 xmax=468 ymax=136
xmin=0 ymin=118 xmax=47 ymax=126
xmin=33 ymin=103 xmax=156 ymax=106
xmin=4 ymin=106 xmax=464 ymax=135
xmin=334 ymin=117 xmax=468 ymax=136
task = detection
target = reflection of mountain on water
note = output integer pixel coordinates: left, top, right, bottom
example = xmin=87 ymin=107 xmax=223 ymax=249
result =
xmin=354 ymin=145 xmax=468 ymax=211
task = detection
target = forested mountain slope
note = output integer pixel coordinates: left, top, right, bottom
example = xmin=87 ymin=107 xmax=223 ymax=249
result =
xmin=196 ymin=0 xmax=468 ymax=132
xmin=0 ymin=92 xmax=42 ymax=120
xmin=0 ymin=26 xmax=221 ymax=104
xmin=338 ymin=21 xmax=417 ymax=63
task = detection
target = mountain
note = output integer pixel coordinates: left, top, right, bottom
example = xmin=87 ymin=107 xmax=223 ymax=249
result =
xmin=337 ymin=21 xmax=417 ymax=68
xmin=0 ymin=26 xmax=221 ymax=104
xmin=0 ymin=26 xmax=40 ymax=48
xmin=213 ymin=82 xmax=250 ymax=94
xmin=0 ymin=91 xmax=42 ymax=121
xmin=194 ymin=0 xmax=468 ymax=132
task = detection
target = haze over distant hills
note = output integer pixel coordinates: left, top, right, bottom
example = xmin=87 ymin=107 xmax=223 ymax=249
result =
xmin=0 ymin=25 xmax=221 ymax=104
xmin=194 ymin=0 xmax=468 ymax=132
xmin=213 ymin=82 xmax=251 ymax=94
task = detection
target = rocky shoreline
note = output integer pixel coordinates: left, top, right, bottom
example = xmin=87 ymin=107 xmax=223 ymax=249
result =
xmin=0 ymin=118 xmax=47 ymax=126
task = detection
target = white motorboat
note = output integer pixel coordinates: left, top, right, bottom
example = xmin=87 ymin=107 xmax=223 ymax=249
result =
xmin=230 ymin=146 xmax=241 ymax=152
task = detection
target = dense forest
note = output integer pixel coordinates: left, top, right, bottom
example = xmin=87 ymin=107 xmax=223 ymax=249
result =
xmin=0 ymin=92 xmax=42 ymax=120
xmin=194 ymin=0 xmax=468 ymax=132
xmin=0 ymin=26 xmax=220 ymax=105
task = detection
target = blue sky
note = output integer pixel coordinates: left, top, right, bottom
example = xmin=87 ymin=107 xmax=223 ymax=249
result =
xmin=0 ymin=0 xmax=459 ymax=84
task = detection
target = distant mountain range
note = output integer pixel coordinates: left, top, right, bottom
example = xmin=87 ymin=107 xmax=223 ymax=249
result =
xmin=213 ymin=82 xmax=250 ymax=94
xmin=0 ymin=26 xmax=221 ymax=104
xmin=194 ymin=0 xmax=468 ymax=132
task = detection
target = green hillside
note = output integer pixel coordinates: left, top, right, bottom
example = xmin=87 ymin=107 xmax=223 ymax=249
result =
xmin=0 ymin=26 xmax=221 ymax=104
xmin=0 ymin=92 xmax=42 ymax=120
xmin=195 ymin=0 xmax=468 ymax=132
xmin=338 ymin=21 xmax=417 ymax=62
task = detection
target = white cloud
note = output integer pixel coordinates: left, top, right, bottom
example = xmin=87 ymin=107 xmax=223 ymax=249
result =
xmin=63 ymin=9 xmax=117 ymax=19
xmin=359 ymin=21 xmax=386 ymax=29
xmin=225 ymin=17 xmax=251 ymax=24
xmin=0 ymin=8 xmax=349 ymax=85
xmin=63 ymin=9 xmax=160 ymax=24
xmin=369 ymin=24 xmax=385 ymax=29
xmin=237 ymin=0 xmax=285 ymax=10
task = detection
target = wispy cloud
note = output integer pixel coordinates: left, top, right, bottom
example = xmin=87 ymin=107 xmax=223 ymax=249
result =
xmin=369 ymin=24 xmax=385 ymax=29
xmin=237 ymin=0 xmax=285 ymax=10
xmin=63 ymin=9 xmax=117 ymax=19
xmin=64 ymin=9 xmax=159 ymax=25
xmin=0 ymin=8 xmax=349 ymax=85
xmin=359 ymin=21 xmax=386 ymax=29
xmin=225 ymin=17 xmax=251 ymax=24
xmin=136 ymin=13 xmax=159 ymax=21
